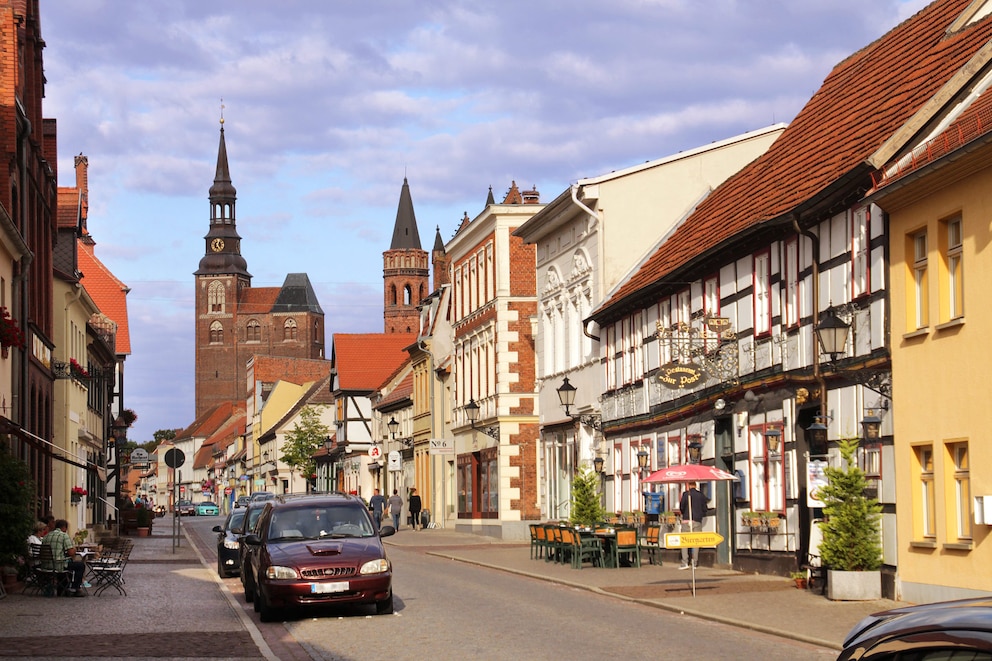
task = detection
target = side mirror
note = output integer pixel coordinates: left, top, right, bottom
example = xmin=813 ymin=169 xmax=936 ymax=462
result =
xmin=212 ymin=525 xmax=222 ymax=533
xmin=378 ymin=524 xmax=396 ymax=538
xmin=243 ymin=533 xmax=261 ymax=546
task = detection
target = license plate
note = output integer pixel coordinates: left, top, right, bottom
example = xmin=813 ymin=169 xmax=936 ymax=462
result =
xmin=311 ymin=581 xmax=348 ymax=594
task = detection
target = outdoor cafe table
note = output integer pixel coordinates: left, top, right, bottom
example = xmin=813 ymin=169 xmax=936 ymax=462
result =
xmin=591 ymin=529 xmax=618 ymax=567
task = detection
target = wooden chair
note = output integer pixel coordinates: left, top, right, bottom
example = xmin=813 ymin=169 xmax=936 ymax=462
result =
xmin=640 ymin=525 xmax=662 ymax=565
xmin=534 ymin=524 xmax=550 ymax=560
xmin=32 ymin=544 xmax=70 ymax=597
xmin=529 ymin=524 xmax=544 ymax=560
xmin=545 ymin=525 xmax=563 ymax=564
xmin=558 ymin=528 xmax=575 ymax=567
xmin=614 ymin=529 xmax=641 ymax=568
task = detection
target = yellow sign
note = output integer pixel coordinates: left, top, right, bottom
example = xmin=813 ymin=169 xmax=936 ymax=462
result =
xmin=665 ymin=531 xmax=725 ymax=548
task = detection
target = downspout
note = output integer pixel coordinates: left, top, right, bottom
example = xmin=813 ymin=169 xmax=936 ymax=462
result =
xmin=13 ymin=107 xmax=32 ymax=429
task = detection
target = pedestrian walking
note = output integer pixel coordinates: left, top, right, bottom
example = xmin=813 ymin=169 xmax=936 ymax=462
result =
xmin=369 ymin=488 xmax=386 ymax=529
xmin=678 ymin=481 xmax=708 ymax=569
xmin=387 ymin=489 xmax=403 ymax=530
xmin=408 ymin=488 xmax=422 ymax=530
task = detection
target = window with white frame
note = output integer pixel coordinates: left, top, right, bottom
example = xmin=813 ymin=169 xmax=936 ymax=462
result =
xmin=703 ymin=275 xmax=719 ymax=352
xmin=605 ymin=324 xmax=616 ymax=390
xmin=851 ymin=206 xmax=870 ymax=300
xmin=753 ymin=251 xmax=771 ymax=336
xmin=658 ymin=299 xmax=672 ymax=366
xmin=944 ymin=217 xmax=963 ymax=320
xmin=784 ymin=237 xmax=800 ymax=328
xmin=485 ymin=243 xmax=495 ymax=302
xmin=612 ymin=320 xmax=624 ymax=385
xmin=748 ymin=424 xmax=784 ymax=512
xmin=916 ymin=445 xmax=936 ymax=539
xmin=541 ymin=306 xmax=554 ymax=379
xmin=911 ymin=231 xmax=928 ymax=330
xmin=948 ymin=442 xmax=971 ymax=541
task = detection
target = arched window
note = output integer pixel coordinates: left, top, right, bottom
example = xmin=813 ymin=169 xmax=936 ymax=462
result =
xmin=209 ymin=321 xmax=224 ymax=344
xmin=208 ymin=281 xmax=225 ymax=313
xmin=404 ymin=285 xmax=412 ymax=306
xmin=284 ymin=318 xmax=298 ymax=341
xmin=390 ymin=285 xmax=397 ymax=306
xmin=246 ymin=319 xmax=261 ymax=342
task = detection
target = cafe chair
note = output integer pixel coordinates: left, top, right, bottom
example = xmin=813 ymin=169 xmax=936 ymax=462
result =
xmin=544 ymin=525 xmax=562 ymax=564
xmin=640 ymin=525 xmax=662 ymax=565
xmin=529 ymin=524 xmax=543 ymax=560
xmin=31 ymin=545 xmax=70 ymax=597
xmin=613 ymin=529 xmax=641 ymax=568
xmin=574 ymin=530 xmax=605 ymax=569
xmin=90 ymin=541 xmax=133 ymax=596
xmin=557 ymin=528 xmax=576 ymax=567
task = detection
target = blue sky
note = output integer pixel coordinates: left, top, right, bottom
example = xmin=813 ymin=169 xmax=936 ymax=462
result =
xmin=39 ymin=0 xmax=930 ymax=443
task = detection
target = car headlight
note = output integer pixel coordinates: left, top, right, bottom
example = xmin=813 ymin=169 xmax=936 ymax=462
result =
xmin=223 ymin=539 xmax=239 ymax=550
xmin=265 ymin=565 xmax=298 ymax=580
xmin=359 ymin=558 xmax=390 ymax=575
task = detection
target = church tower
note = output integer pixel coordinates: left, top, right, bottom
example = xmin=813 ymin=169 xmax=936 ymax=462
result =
xmin=383 ymin=178 xmax=428 ymax=333
xmin=193 ymin=119 xmax=251 ymax=418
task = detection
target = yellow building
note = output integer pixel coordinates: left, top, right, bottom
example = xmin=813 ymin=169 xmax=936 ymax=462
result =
xmin=870 ymin=96 xmax=992 ymax=602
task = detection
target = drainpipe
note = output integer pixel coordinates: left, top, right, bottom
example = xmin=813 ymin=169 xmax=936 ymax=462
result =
xmin=792 ymin=215 xmax=825 ymax=416
xmin=13 ymin=107 xmax=32 ymax=429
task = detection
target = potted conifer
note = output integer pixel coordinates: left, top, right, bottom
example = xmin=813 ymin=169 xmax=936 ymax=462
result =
xmin=569 ymin=465 xmax=606 ymax=528
xmin=816 ymin=437 xmax=883 ymax=600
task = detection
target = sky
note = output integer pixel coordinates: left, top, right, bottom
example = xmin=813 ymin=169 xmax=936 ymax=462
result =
xmin=39 ymin=0 xmax=931 ymax=443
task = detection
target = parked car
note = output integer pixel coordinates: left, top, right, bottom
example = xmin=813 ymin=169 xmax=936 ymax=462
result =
xmin=234 ymin=495 xmax=251 ymax=509
xmin=213 ymin=508 xmax=247 ymax=578
xmin=176 ymin=499 xmax=196 ymax=516
xmin=238 ymin=501 xmax=270 ymax=601
xmin=249 ymin=491 xmax=275 ymax=504
xmin=838 ymin=597 xmax=992 ymax=660
xmin=197 ymin=501 xmax=220 ymax=516
xmin=242 ymin=493 xmax=396 ymax=621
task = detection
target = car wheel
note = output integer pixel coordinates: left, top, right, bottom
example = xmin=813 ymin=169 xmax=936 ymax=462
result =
xmin=257 ymin=589 xmax=278 ymax=622
xmin=217 ymin=556 xmax=225 ymax=578
xmin=375 ymin=593 xmax=394 ymax=615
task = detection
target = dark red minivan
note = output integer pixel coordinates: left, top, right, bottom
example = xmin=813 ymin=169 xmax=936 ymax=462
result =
xmin=242 ymin=493 xmax=396 ymax=621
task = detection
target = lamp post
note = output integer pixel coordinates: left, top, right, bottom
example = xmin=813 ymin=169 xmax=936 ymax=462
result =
xmin=636 ymin=449 xmax=649 ymax=477
xmin=687 ymin=440 xmax=702 ymax=465
xmin=387 ymin=416 xmax=399 ymax=440
xmin=764 ymin=426 xmax=782 ymax=456
xmin=465 ymin=398 xmax=499 ymax=440
xmin=806 ymin=416 xmax=829 ymax=456
xmin=556 ymin=377 xmax=577 ymax=417
xmin=814 ymin=307 xmax=851 ymax=363
xmin=861 ymin=409 xmax=882 ymax=444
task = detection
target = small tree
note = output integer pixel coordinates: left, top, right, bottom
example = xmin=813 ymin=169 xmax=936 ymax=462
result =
xmin=817 ymin=437 xmax=882 ymax=571
xmin=0 ymin=444 xmax=35 ymax=567
xmin=281 ymin=406 xmax=330 ymax=491
xmin=569 ymin=465 xmax=606 ymax=527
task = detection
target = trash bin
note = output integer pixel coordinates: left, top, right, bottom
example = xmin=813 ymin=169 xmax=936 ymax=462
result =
xmin=420 ymin=510 xmax=430 ymax=528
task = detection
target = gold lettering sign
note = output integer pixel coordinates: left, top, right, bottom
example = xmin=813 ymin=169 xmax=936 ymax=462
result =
xmin=658 ymin=363 xmax=705 ymax=390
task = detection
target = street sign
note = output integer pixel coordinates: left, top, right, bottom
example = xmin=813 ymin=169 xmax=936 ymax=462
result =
xmin=665 ymin=531 xmax=725 ymax=548
xmin=388 ymin=450 xmax=402 ymax=472
xmin=429 ymin=438 xmax=453 ymax=455
xmin=130 ymin=448 xmax=149 ymax=468
xmin=164 ymin=448 xmax=185 ymax=469
xmin=368 ymin=445 xmax=383 ymax=459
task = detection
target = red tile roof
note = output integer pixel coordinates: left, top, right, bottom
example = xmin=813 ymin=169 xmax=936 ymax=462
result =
xmin=77 ymin=238 xmax=131 ymax=354
xmin=176 ymin=401 xmax=244 ymax=440
xmin=57 ymin=187 xmax=81 ymax=229
xmin=193 ymin=408 xmax=246 ymax=469
xmin=238 ymin=287 xmax=281 ymax=315
xmin=377 ymin=371 xmax=413 ymax=409
xmin=252 ymin=355 xmax=331 ymax=385
xmin=603 ymin=0 xmax=992 ymax=313
xmin=332 ymin=333 xmax=416 ymax=391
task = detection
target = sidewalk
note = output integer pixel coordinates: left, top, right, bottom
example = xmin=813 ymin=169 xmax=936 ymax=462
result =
xmin=384 ymin=526 xmax=909 ymax=651
xmin=0 ymin=523 xmax=276 ymax=660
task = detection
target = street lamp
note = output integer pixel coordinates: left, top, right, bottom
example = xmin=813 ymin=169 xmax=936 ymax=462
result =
xmin=764 ymin=425 xmax=782 ymax=456
xmin=687 ymin=440 xmax=702 ymax=464
xmin=556 ymin=377 xmax=577 ymax=417
xmin=806 ymin=416 xmax=829 ymax=456
xmin=387 ymin=416 xmax=399 ymax=440
xmin=861 ymin=409 xmax=882 ymax=443
xmin=593 ymin=455 xmax=605 ymax=474
xmin=637 ymin=449 xmax=649 ymax=477
xmin=814 ymin=307 xmax=851 ymax=362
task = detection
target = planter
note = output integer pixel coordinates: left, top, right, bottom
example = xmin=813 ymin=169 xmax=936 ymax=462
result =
xmin=827 ymin=569 xmax=881 ymax=601
xmin=793 ymin=577 xmax=808 ymax=590
xmin=136 ymin=527 xmax=151 ymax=537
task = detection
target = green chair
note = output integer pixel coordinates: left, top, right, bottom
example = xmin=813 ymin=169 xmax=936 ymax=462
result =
xmin=558 ymin=527 xmax=576 ymax=567
xmin=640 ymin=524 xmax=662 ymax=565
xmin=614 ymin=528 xmax=641 ymax=568
xmin=574 ymin=530 xmax=605 ymax=569
xmin=545 ymin=525 xmax=563 ymax=564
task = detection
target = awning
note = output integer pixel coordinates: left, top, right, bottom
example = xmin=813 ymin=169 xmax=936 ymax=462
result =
xmin=0 ymin=417 xmax=105 ymax=478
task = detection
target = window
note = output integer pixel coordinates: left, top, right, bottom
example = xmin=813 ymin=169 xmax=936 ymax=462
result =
xmin=943 ymin=217 xmax=963 ymax=320
xmin=209 ymin=321 xmax=223 ymax=344
xmin=208 ymin=281 xmax=225 ymax=314
xmin=283 ymin=318 xmax=298 ymax=341
xmin=916 ymin=446 xmax=936 ymax=539
xmin=748 ymin=424 xmax=784 ymax=512
xmin=947 ymin=442 xmax=971 ymax=541
xmin=851 ymin=206 xmax=870 ymax=300
xmin=703 ymin=275 xmax=720 ymax=351
xmin=753 ymin=251 xmax=771 ymax=336
xmin=246 ymin=319 xmax=261 ymax=342
xmin=911 ymin=231 xmax=928 ymax=330
xmin=783 ymin=237 xmax=800 ymax=328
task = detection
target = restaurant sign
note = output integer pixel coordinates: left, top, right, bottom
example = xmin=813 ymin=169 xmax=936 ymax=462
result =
xmin=658 ymin=363 xmax=705 ymax=390
xmin=665 ymin=531 xmax=725 ymax=548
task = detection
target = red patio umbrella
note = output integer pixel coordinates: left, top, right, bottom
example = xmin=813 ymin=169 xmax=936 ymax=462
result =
xmin=642 ymin=464 xmax=738 ymax=484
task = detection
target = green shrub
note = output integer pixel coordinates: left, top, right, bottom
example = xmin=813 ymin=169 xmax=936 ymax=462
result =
xmin=817 ymin=438 xmax=882 ymax=571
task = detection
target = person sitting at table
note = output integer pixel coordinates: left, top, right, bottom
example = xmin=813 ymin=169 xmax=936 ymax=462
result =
xmin=41 ymin=519 xmax=86 ymax=597
xmin=27 ymin=520 xmax=47 ymax=552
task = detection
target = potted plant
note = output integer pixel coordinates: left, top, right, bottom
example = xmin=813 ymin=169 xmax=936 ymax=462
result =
xmin=790 ymin=571 xmax=808 ymax=589
xmin=817 ymin=437 xmax=883 ymax=600
xmin=70 ymin=486 xmax=87 ymax=504
xmin=0 ymin=306 xmax=25 ymax=358
xmin=135 ymin=505 xmax=153 ymax=536
xmin=660 ymin=511 xmax=678 ymax=526
xmin=73 ymin=529 xmax=89 ymax=547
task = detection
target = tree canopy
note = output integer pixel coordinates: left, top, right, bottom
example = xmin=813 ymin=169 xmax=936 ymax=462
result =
xmin=280 ymin=406 xmax=330 ymax=481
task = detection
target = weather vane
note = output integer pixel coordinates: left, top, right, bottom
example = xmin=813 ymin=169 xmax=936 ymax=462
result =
xmin=220 ymin=98 xmax=225 ymax=125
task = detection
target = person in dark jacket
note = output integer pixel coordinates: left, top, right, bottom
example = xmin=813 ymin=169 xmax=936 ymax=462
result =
xmin=678 ymin=482 xmax=708 ymax=569
xmin=408 ymin=488 xmax=422 ymax=531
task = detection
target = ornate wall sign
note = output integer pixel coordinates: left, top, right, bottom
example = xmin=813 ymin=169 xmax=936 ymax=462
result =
xmin=658 ymin=362 xmax=705 ymax=390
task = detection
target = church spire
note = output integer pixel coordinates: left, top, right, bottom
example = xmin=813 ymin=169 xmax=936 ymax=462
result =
xmin=196 ymin=119 xmax=249 ymax=277
xmin=390 ymin=177 xmax=422 ymax=250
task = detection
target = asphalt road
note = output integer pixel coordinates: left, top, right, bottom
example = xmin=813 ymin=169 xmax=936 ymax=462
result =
xmin=184 ymin=516 xmax=835 ymax=661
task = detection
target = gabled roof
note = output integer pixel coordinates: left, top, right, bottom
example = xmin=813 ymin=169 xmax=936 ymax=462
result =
xmin=258 ymin=374 xmax=333 ymax=442
xmin=176 ymin=401 xmax=244 ymax=440
xmin=332 ymin=333 xmax=416 ymax=391
xmin=376 ymin=372 xmax=413 ymax=410
xmin=602 ymin=0 xmax=992 ymax=314
xmin=77 ymin=237 xmax=131 ymax=354
xmin=193 ymin=408 xmax=246 ymax=470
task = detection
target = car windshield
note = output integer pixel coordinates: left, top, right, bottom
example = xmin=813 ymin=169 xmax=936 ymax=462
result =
xmin=199 ymin=502 xmax=217 ymax=507
xmin=268 ymin=506 xmax=375 ymax=540
xmin=226 ymin=510 xmax=246 ymax=530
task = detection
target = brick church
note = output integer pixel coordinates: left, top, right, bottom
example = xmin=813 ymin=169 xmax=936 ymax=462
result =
xmin=193 ymin=120 xmax=326 ymax=418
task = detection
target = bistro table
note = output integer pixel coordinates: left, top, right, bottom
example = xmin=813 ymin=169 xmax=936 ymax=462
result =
xmin=593 ymin=528 xmax=617 ymax=567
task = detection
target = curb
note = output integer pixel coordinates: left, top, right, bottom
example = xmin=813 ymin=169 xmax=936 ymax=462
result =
xmin=425 ymin=549 xmax=842 ymax=652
